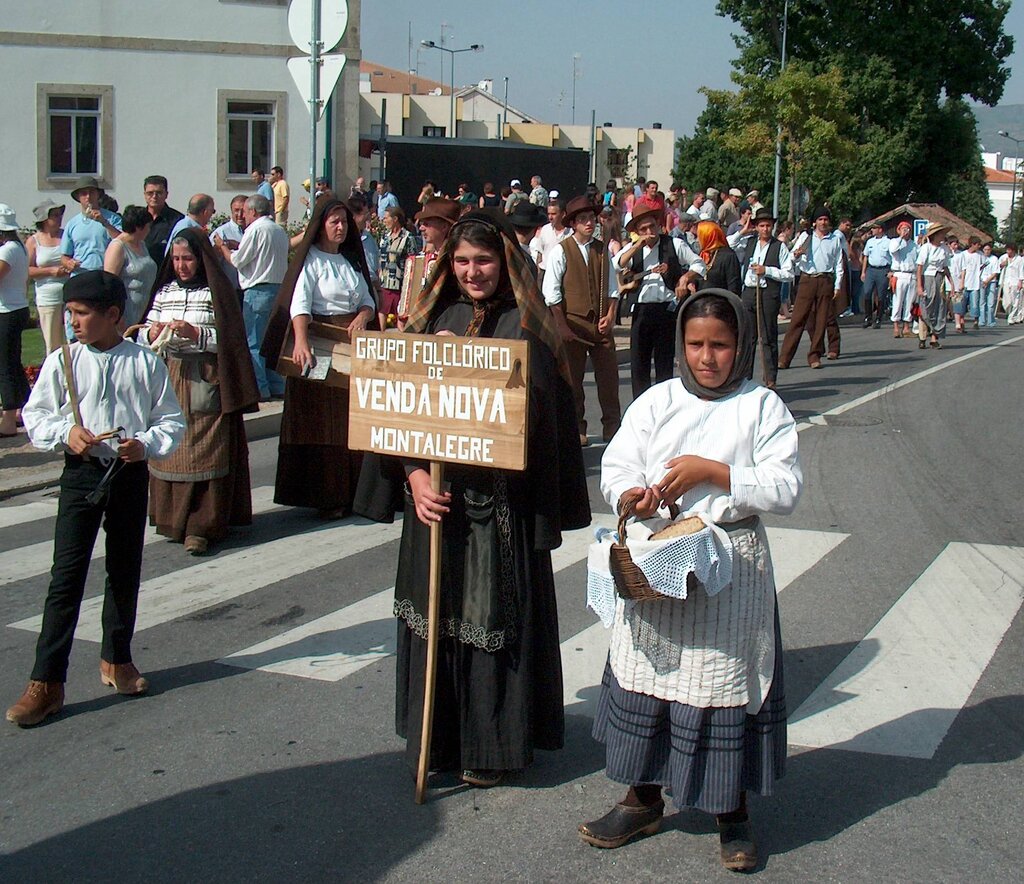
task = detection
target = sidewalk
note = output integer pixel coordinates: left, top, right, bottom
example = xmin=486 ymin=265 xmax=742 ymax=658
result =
xmin=0 ymin=401 xmax=284 ymax=500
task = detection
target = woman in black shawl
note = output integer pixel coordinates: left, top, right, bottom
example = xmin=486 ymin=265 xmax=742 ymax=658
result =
xmin=140 ymin=228 xmax=259 ymax=555
xmin=354 ymin=212 xmax=590 ymax=787
xmin=261 ymin=196 xmax=377 ymax=516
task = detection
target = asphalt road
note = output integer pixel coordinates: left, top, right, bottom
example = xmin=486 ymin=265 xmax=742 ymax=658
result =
xmin=1 ymin=320 xmax=1022 ymax=882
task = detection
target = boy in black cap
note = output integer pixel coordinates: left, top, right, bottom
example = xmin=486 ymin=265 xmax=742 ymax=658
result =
xmin=6 ymin=271 xmax=184 ymax=727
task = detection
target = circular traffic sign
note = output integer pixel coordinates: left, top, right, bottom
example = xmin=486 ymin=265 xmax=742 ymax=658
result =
xmin=288 ymin=0 xmax=349 ymax=55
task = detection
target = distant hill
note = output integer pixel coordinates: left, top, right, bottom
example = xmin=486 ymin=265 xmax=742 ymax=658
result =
xmin=973 ymin=103 xmax=1024 ymax=152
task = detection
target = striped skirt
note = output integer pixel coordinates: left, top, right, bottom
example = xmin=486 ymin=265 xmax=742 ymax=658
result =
xmin=592 ymin=608 xmax=786 ymax=815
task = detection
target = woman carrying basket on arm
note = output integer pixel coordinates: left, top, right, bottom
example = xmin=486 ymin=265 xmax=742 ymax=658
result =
xmin=579 ymin=289 xmax=802 ymax=872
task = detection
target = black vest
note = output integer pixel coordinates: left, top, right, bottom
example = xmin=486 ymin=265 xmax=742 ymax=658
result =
xmin=742 ymin=238 xmax=783 ymax=299
xmin=630 ymin=235 xmax=685 ymax=294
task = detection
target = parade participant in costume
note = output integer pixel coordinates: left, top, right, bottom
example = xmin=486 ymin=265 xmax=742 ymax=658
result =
xmin=615 ymin=206 xmax=705 ymax=398
xmin=542 ymin=196 xmax=621 ymax=445
xmin=261 ymin=196 xmax=377 ymax=517
xmin=914 ymin=222 xmax=955 ymax=349
xmin=1001 ymin=243 xmax=1024 ymax=324
xmin=355 ymin=211 xmax=590 ymax=787
xmin=861 ymin=221 xmax=891 ymax=329
xmin=778 ymin=207 xmax=845 ymax=369
xmin=141 ymin=229 xmax=258 ymax=555
xmin=7 ymin=271 xmax=184 ymax=726
xmin=697 ymin=220 xmax=742 ymax=295
xmin=579 ymin=289 xmax=801 ymax=871
xmin=888 ymin=220 xmax=918 ymax=337
xmin=378 ymin=206 xmax=415 ymax=330
xmin=509 ymin=201 xmax=547 ymax=280
xmin=740 ymin=208 xmax=793 ymax=389
xmin=400 ymin=197 xmax=460 ymax=322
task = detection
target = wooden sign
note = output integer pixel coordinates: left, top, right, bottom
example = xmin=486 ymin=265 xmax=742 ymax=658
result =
xmin=276 ymin=320 xmax=352 ymax=388
xmin=348 ymin=331 xmax=529 ymax=471
xmin=398 ymin=254 xmax=427 ymax=317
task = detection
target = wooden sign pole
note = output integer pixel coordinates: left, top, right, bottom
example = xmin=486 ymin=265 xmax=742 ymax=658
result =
xmin=414 ymin=460 xmax=446 ymax=804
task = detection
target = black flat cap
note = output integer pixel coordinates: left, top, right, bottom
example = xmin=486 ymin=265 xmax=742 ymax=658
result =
xmin=63 ymin=270 xmax=127 ymax=309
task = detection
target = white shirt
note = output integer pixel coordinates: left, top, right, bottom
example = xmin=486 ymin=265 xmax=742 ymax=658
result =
xmin=982 ymin=254 xmax=1001 ymax=285
xmin=535 ymin=223 xmax=572 ymax=271
xmin=290 ymin=246 xmax=376 ymax=318
xmin=793 ymin=230 xmax=845 ymax=292
xmin=0 ymin=241 xmax=29 ymax=312
xmin=700 ymin=201 xmax=718 ymax=221
xmin=727 ymin=228 xmax=755 ymax=264
xmin=143 ymin=281 xmax=219 ymax=353
xmin=888 ymin=236 xmax=918 ymax=272
xmin=601 ymin=378 xmax=802 ymax=524
xmin=1000 ymin=254 xmax=1023 ymax=292
xmin=948 ymin=250 xmax=965 ymax=289
xmin=23 ymin=340 xmax=184 ymax=461
xmin=230 ymin=215 xmax=289 ymax=289
xmin=959 ymin=249 xmax=983 ymax=289
xmin=742 ymin=238 xmax=794 ymax=289
xmin=614 ymin=237 xmax=707 ymax=304
xmin=541 ymin=237 xmax=619 ymax=307
xmin=917 ymin=241 xmax=952 ymax=277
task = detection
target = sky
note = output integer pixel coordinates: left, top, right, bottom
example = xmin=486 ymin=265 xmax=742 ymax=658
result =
xmin=362 ymin=0 xmax=1024 ymax=137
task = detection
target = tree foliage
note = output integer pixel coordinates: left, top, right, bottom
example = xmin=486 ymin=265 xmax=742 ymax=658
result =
xmin=675 ymin=0 xmax=1014 ymax=230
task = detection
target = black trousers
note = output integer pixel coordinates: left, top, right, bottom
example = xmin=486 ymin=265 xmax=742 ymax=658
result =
xmin=0 ymin=306 xmax=31 ymax=411
xmin=742 ymin=286 xmax=781 ymax=384
xmin=862 ymin=266 xmax=891 ymax=324
xmin=630 ymin=301 xmax=677 ymax=398
xmin=31 ymin=456 xmax=149 ymax=683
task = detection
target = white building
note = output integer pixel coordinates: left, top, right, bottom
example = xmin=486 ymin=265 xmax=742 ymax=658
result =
xmin=358 ymin=69 xmax=676 ymax=189
xmin=0 ymin=0 xmax=362 ymax=225
xmin=980 ymin=150 xmax=1020 ymax=234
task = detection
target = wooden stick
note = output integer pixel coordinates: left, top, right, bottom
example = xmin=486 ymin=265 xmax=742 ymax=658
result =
xmin=415 ymin=461 xmax=445 ymax=804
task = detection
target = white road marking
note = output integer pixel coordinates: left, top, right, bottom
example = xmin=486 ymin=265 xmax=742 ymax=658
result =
xmin=788 ymin=542 xmax=1024 ymax=759
xmin=0 ymin=498 xmax=59 ymax=530
xmin=561 ymin=526 xmax=849 ymax=714
xmin=218 ymin=515 xmax=618 ymax=682
xmin=8 ymin=513 xmax=404 ymax=640
xmin=0 ymin=486 xmax=281 ymax=588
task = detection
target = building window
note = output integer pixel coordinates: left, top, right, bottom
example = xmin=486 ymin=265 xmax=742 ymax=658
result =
xmin=36 ymin=84 xmax=114 ymax=191
xmin=607 ymin=148 xmax=631 ymax=179
xmin=48 ymin=95 xmax=101 ymax=175
xmin=217 ymin=89 xmax=287 ymax=190
xmin=227 ymin=100 xmax=275 ymax=176
xmin=422 ymin=126 xmax=446 ymax=138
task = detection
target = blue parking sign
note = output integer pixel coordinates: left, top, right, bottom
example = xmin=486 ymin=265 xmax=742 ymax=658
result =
xmin=913 ymin=219 xmax=929 ymax=238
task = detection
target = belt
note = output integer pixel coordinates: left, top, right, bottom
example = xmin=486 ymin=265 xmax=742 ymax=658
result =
xmin=892 ymin=269 xmax=914 ymax=274
xmin=868 ymin=264 xmax=890 ymax=269
xmin=804 ymin=272 xmax=834 ymax=278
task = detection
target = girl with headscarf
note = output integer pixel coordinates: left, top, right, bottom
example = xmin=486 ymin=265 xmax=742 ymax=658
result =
xmin=579 ymin=290 xmax=802 ymax=872
xmin=696 ymin=220 xmax=742 ymax=295
xmin=260 ymin=196 xmax=377 ymax=517
xmin=354 ymin=211 xmax=590 ymax=789
xmin=141 ymin=228 xmax=259 ymax=555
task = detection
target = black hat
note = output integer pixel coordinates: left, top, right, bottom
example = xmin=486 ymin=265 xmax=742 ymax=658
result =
xmin=809 ymin=205 xmax=832 ymax=223
xmin=509 ymin=200 xmax=546 ymax=229
xmin=63 ymin=270 xmax=127 ymax=310
xmin=752 ymin=207 xmax=777 ymax=223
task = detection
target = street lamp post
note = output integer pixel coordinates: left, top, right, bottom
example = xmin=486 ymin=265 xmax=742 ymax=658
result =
xmin=771 ymin=0 xmax=790 ymax=219
xmin=421 ymin=40 xmax=483 ymax=139
xmin=998 ymin=130 xmax=1023 ymax=243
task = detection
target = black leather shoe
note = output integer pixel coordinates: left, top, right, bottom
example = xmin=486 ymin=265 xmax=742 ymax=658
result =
xmin=578 ymin=800 xmax=664 ymax=849
xmin=718 ymin=817 xmax=758 ymax=871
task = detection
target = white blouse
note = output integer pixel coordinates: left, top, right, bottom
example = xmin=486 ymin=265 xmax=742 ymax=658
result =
xmin=142 ymin=280 xmax=218 ymax=353
xmin=601 ymin=378 xmax=802 ymax=524
xmin=290 ymin=246 xmax=375 ymax=318
xmin=916 ymin=241 xmax=952 ymax=278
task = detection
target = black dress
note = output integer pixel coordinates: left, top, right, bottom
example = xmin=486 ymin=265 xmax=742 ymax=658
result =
xmin=354 ymin=296 xmax=590 ymax=772
xmin=701 ymin=247 xmax=743 ymax=296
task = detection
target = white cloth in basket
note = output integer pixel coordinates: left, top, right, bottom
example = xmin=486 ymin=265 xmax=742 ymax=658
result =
xmin=586 ymin=511 xmax=733 ymax=628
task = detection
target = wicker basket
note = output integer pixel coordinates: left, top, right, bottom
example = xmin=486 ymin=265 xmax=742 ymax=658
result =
xmin=609 ymin=491 xmax=701 ymax=602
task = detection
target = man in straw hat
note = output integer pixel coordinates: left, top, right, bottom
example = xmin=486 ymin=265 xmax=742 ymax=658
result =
xmin=615 ymin=205 xmax=705 ymax=397
xmin=60 ymin=176 xmax=123 ymax=275
xmin=778 ymin=205 xmax=845 ymax=370
xmin=542 ymin=196 xmax=621 ymax=445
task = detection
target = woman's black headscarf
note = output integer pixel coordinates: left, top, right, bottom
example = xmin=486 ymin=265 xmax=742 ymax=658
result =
xmin=261 ymin=195 xmax=376 ymax=362
xmin=677 ymin=288 xmax=754 ymax=401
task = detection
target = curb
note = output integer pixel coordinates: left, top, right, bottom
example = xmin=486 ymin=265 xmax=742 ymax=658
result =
xmin=0 ymin=402 xmax=286 ymax=502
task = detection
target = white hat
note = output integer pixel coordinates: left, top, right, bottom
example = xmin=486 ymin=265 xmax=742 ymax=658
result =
xmin=0 ymin=204 xmax=18 ymax=232
xmin=706 ymin=187 xmax=719 ymax=199
xmin=728 ymin=187 xmax=743 ymax=198
xmin=747 ymin=189 xmax=759 ymax=198
xmin=510 ymin=178 xmax=522 ymax=188
xmin=549 ymin=189 xmax=560 ymax=199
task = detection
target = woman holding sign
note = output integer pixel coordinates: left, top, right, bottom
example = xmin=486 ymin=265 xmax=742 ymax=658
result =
xmin=261 ymin=196 xmax=377 ymax=517
xmin=356 ymin=211 xmax=590 ymax=788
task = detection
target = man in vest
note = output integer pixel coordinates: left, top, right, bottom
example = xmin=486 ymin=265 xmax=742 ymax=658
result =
xmin=542 ymin=196 xmax=621 ymax=445
xmin=741 ymin=208 xmax=794 ymax=388
xmin=614 ymin=205 xmax=705 ymax=397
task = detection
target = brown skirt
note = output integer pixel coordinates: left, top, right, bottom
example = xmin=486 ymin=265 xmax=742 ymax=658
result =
xmin=273 ymin=314 xmax=362 ymax=511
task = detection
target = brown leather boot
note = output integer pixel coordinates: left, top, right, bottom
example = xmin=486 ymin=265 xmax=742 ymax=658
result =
xmin=100 ymin=660 xmax=149 ymax=695
xmin=6 ymin=680 xmax=64 ymax=726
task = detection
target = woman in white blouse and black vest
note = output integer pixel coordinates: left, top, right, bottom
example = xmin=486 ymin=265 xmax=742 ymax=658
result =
xmin=261 ymin=196 xmax=376 ymax=518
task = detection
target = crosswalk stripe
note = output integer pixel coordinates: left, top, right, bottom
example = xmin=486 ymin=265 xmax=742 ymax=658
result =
xmin=0 ymin=498 xmax=59 ymax=530
xmin=217 ymin=515 xmax=618 ymax=681
xmin=561 ymin=526 xmax=849 ymax=714
xmin=788 ymin=542 xmax=1024 ymax=759
xmin=0 ymin=486 xmax=281 ymax=588
xmin=8 ymin=512 xmax=405 ymax=641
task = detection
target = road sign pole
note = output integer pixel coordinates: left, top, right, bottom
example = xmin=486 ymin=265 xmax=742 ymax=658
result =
xmin=310 ymin=0 xmax=321 ymax=201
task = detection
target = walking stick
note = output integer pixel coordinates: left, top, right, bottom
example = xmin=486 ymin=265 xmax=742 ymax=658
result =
xmin=755 ymin=285 xmax=770 ymax=384
xmin=415 ymin=460 xmax=445 ymax=804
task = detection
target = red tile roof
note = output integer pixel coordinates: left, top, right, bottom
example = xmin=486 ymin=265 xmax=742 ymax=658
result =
xmin=359 ymin=60 xmax=449 ymax=95
xmin=985 ymin=166 xmax=1016 ymax=184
